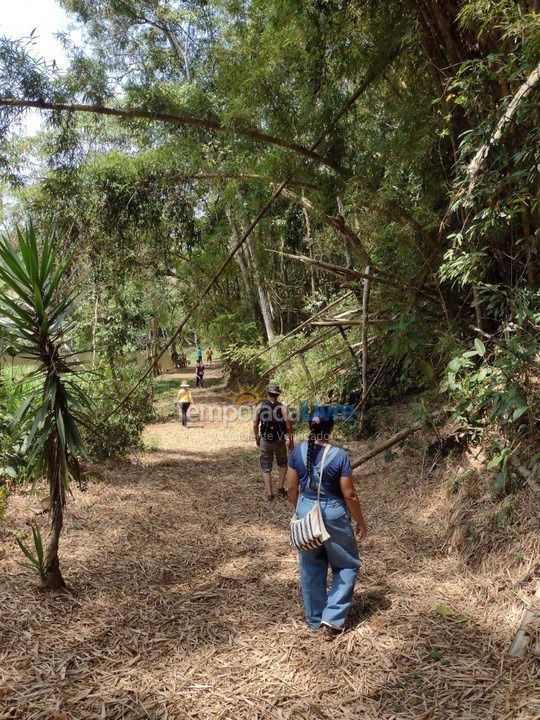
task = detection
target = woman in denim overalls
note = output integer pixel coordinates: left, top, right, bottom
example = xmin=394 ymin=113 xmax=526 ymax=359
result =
xmin=287 ymin=409 xmax=367 ymax=639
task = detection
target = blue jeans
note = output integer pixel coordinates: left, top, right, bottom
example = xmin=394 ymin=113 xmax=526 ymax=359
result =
xmin=296 ymin=493 xmax=361 ymax=630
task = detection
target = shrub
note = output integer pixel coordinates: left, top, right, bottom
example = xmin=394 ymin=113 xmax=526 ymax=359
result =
xmin=80 ymin=366 xmax=155 ymax=460
xmin=221 ymin=343 xmax=265 ymax=388
xmin=0 ymin=367 xmax=40 ymax=485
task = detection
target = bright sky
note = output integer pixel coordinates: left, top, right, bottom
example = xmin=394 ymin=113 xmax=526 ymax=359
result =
xmin=0 ymin=0 xmax=75 ymax=134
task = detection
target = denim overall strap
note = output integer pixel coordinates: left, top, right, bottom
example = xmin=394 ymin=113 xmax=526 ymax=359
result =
xmin=297 ymin=441 xmax=333 ymax=510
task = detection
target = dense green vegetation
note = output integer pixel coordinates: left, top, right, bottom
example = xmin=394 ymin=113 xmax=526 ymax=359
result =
xmin=1 ymin=0 xmax=539 ymax=505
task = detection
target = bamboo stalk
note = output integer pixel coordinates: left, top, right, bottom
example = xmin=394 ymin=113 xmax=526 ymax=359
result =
xmin=353 ymin=356 xmax=391 ymax=416
xmin=467 ymin=61 xmax=540 ymax=192
xmin=360 ymin=265 xmax=371 ymax=429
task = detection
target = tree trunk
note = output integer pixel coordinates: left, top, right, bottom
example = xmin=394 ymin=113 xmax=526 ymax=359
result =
xmin=225 ymin=207 xmax=252 ymax=297
xmin=43 ymin=437 xmax=66 ymax=589
xmin=43 ymin=516 xmax=65 ymax=589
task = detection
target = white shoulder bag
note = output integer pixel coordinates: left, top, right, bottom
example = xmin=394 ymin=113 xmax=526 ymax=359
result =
xmin=289 ymin=443 xmax=332 ymax=551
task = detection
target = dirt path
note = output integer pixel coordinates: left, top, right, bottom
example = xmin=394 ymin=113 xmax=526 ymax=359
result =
xmin=0 ymin=362 xmax=538 ymax=719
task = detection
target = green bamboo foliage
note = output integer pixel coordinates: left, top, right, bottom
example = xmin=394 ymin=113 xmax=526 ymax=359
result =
xmin=0 ymin=224 xmax=91 ymax=588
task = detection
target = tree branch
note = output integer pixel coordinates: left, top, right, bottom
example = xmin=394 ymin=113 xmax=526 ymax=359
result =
xmin=0 ymin=97 xmax=345 ymax=175
xmin=159 ymin=171 xmax=321 ymax=192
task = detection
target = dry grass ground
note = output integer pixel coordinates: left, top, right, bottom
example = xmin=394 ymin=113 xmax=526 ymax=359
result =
xmin=1 ymin=361 xmax=539 ymax=719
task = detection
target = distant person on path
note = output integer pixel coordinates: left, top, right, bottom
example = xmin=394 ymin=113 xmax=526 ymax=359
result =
xmin=287 ymin=408 xmax=367 ymax=640
xmin=175 ymin=381 xmax=193 ymax=427
xmin=195 ymin=359 xmax=205 ymax=387
xmin=196 ymin=346 xmax=203 ymax=362
xmin=206 ymin=347 xmax=213 ymax=363
xmin=253 ymin=382 xmax=294 ymax=501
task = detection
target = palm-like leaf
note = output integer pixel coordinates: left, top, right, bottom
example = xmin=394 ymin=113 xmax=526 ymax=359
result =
xmin=0 ymin=224 xmax=91 ymax=588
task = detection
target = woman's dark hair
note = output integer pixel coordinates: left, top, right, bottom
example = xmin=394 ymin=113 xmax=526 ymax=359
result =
xmin=306 ymin=408 xmax=335 ymax=480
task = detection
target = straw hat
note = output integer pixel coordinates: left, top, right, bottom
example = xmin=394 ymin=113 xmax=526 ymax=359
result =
xmin=179 ymin=381 xmax=190 ymax=388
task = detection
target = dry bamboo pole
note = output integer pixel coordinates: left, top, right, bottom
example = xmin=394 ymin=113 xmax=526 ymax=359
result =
xmin=338 ymin=327 xmax=363 ymax=374
xmin=269 ymin=250 xmax=386 ymax=283
xmin=317 ymin=341 xmax=363 ymax=366
xmin=312 ymin=319 xmax=387 ymax=326
xmin=508 ymin=582 xmax=540 ymax=657
xmin=249 ymin=291 xmax=354 ymax=363
xmin=331 ymin=308 xmax=362 ymax=320
xmin=298 ymin=353 xmax=318 ymax=397
xmin=259 ymin=328 xmax=337 ymax=379
xmin=286 ymin=358 xmax=351 ymax=409
xmin=312 ymin=320 xmax=364 ymax=326
xmin=351 ymin=419 xmax=426 ymax=469
xmin=270 ymin=250 xmax=439 ymax=304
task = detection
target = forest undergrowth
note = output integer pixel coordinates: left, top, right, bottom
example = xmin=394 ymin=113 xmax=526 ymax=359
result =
xmin=0 ymin=362 xmax=538 ymax=720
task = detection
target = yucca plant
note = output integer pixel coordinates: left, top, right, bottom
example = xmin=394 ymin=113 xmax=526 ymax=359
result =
xmin=0 ymin=224 xmax=90 ymax=589
xmin=15 ymin=523 xmax=46 ymax=579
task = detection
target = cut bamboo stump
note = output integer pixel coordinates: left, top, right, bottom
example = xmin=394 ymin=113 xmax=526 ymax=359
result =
xmin=508 ymin=582 xmax=540 ymax=658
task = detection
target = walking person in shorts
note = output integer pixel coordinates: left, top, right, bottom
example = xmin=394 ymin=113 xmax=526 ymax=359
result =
xmin=253 ymin=382 xmax=294 ymax=501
